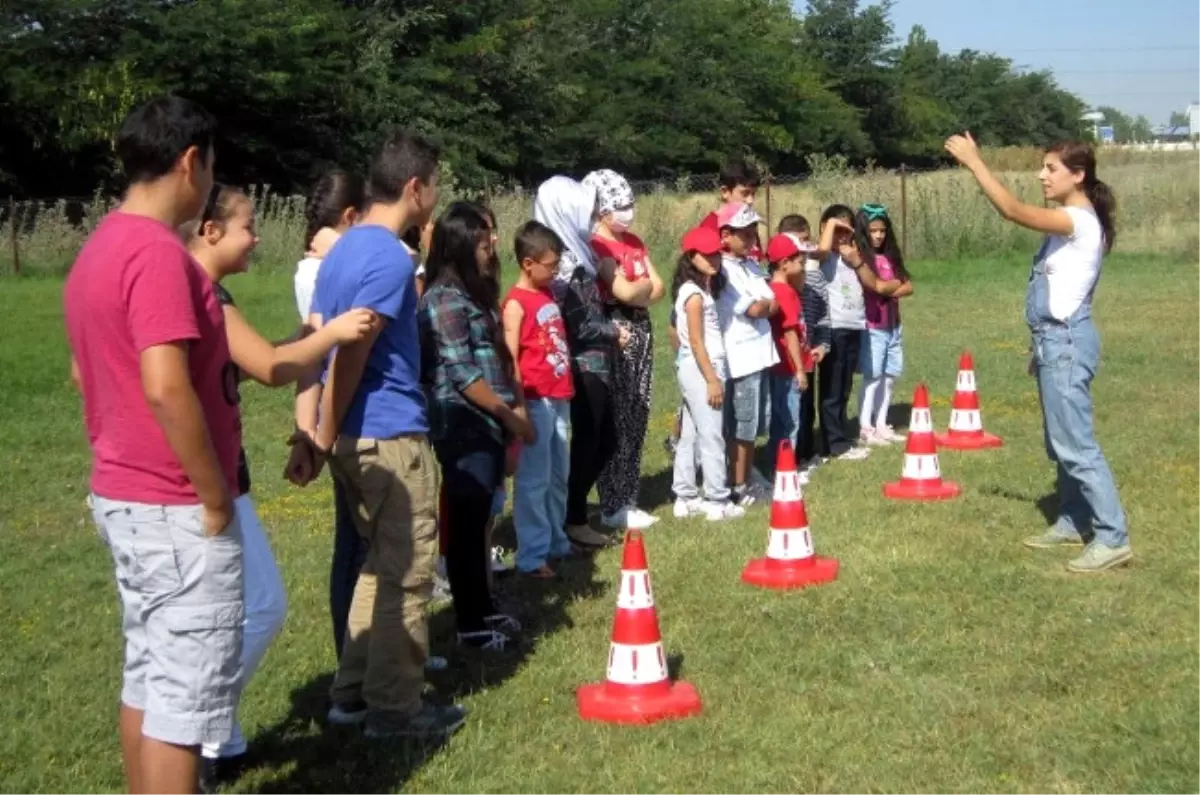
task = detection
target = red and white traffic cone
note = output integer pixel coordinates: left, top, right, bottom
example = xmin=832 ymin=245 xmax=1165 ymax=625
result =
xmin=741 ymin=440 xmax=838 ymax=589
xmin=935 ymin=351 xmax=1003 ymax=450
xmin=576 ymin=531 xmax=702 ymax=724
xmin=883 ymin=384 xmax=962 ymax=501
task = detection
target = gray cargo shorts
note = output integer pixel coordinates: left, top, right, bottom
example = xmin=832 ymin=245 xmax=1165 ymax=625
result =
xmin=90 ymin=496 xmax=244 ymax=747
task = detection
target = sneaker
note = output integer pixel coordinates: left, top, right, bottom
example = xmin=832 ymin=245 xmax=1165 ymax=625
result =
xmin=425 ymin=655 xmax=449 ymax=672
xmin=797 ymin=469 xmax=811 ymax=486
xmin=519 ymin=564 xmax=559 ymax=580
xmin=834 ymin=446 xmax=871 ymax=461
xmin=601 ymin=506 xmax=659 ymax=530
xmin=732 ymin=484 xmax=765 ymax=508
xmin=1023 ymin=527 xmax=1086 ymax=549
xmin=457 ymin=629 xmax=511 ymax=650
xmin=673 ymin=498 xmax=703 ymax=518
xmin=431 ymin=576 xmax=452 ymax=605
xmin=327 ymin=700 xmax=368 ymax=726
xmin=1066 ymin=542 xmax=1133 ymax=573
xmin=364 ymin=702 xmax=469 ymax=740
xmin=490 ymin=546 xmax=513 ymax=574
xmin=483 ymin=613 xmax=522 ymax=633
xmin=860 ymin=427 xmax=890 ymax=446
xmin=565 ymin=524 xmax=615 ymax=547
xmin=702 ymin=501 xmax=746 ymax=522
xmin=876 ymin=424 xmax=906 ymax=443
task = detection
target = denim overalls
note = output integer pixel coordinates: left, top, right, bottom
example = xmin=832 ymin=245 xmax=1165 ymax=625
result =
xmin=1025 ymin=244 xmax=1128 ymax=547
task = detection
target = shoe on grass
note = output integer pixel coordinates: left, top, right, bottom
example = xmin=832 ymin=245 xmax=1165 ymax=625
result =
xmin=702 ymin=501 xmax=746 ymax=522
xmin=1067 ymin=542 xmax=1133 ymax=573
xmin=1023 ymin=527 xmax=1085 ymax=549
xmin=565 ymin=523 xmax=615 ymax=547
xmin=364 ymin=702 xmax=469 ymax=740
xmin=673 ymin=498 xmax=703 ymax=518
xmin=327 ymin=700 xmax=368 ymax=726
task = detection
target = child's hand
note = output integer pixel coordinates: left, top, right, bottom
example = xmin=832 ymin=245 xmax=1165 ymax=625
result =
xmin=327 ymin=308 xmax=379 ymax=343
xmin=796 ymin=373 xmax=808 ymax=392
xmin=706 ymin=377 xmax=724 ymax=409
xmin=811 ymin=347 xmax=825 ymax=365
xmin=617 ymin=325 xmax=632 ymax=349
xmin=1027 ymin=356 xmax=1037 ymax=377
xmin=505 ymin=440 xmax=521 ymax=476
xmin=504 ymin=410 xmax=537 ymax=445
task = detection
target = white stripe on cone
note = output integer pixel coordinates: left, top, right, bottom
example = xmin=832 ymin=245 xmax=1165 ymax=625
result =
xmin=766 ymin=526 xmax=815 ymax=561
xmin=956 ymin=370 xmax=977 ymax=392
xmin=902 ymin=453 xmax=941 ymax=481
xmin=773 ymin=469 xmax=803 ymax=502
xmin=910 ymin=407 xmax=934 ymax=433
xmin=616 ymin=569 xmax=655 ymax=610
xmin=606 ymin=641 xmax=669 ymax=685
xmin=949 ymin=408 xmax=982 ymax=432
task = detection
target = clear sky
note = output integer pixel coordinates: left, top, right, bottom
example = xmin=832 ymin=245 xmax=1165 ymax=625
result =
xmin=878 ymin=0 xmax=1199 ymax=124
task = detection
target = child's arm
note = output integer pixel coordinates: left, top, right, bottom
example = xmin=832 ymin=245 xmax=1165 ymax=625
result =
xmin=644 ymin=255 xmax=667 ymax=303
xmin=597 ymin=257 xmax=654 ymax=307
xmin=728 ymin=264 xmax=778 ymax=318
xmin=223 ymin=304 xmax=377 ymax=388
xmin=668 ymin=323 xmax=680 ymax=351
xmin=684 ymin=293 xmax=724 ymax=409
xmin=501 ymin=300 xmax=526 ymax=394
xmin=782 ymin=328 xmax=807 ymax=390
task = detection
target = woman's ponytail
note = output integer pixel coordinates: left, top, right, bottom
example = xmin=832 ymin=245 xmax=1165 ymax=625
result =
xmin=1048 ymin=140 xmax=1117 ymax=254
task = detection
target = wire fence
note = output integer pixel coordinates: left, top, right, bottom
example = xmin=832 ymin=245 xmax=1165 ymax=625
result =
xmin=5 ymin=149 xmax=1197 ymax=275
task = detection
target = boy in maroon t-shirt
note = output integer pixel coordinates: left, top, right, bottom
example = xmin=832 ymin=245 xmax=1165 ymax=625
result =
xmin=63 ymin=97 xmax=243 ymax=795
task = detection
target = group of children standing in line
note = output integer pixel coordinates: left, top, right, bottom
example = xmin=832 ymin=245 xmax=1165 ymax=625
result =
xmin=665 ymin=162 xmax=916 ymax=518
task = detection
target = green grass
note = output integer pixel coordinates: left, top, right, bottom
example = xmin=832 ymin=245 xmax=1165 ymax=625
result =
xmin=1 ymin=253 xmax=1197 ymax=793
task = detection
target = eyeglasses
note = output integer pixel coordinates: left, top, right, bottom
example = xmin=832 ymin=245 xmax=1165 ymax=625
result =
xmin=861 ymin=203 xmax=888 ymax=221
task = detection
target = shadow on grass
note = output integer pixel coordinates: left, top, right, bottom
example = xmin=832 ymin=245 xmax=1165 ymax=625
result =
xmin=244 ymin=522 xmax=610 ymax=794
xmin=981 ymin=485 xmax=1059 ymax=526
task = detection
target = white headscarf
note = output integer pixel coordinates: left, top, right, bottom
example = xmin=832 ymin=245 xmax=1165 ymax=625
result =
xmin=533 ymin=176 xmax=597 ymax=282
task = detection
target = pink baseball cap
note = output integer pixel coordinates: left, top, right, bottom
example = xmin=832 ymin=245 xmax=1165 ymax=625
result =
xmin=715 ymin=202 xmax=763 ymax=230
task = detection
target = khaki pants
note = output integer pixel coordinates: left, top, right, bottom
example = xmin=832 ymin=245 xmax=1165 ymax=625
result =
xmin=328 ymin=435 xmax=439 ymax=717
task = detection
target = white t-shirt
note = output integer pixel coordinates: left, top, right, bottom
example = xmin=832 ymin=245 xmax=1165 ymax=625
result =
xmin=1039 ymin=206 xmax=1103 ymax=321
xmin=675 ymin=282 xmax=727 ymax=380
xmin=716 ymin=254 xmax=780 ymax=379
xmin=294 ymin=256 xmax=321 ymax=320
xmin=822 ymin=253 xmax=865 ymax=330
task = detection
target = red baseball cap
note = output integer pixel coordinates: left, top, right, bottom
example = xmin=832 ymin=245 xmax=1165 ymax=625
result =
xmin=766 ymin=233 xmax=816 ymax=264
xmin=680 ymin=225 xmax=722 ymax=256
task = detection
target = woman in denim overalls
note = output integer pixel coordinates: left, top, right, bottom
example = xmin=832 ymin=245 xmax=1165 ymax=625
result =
xmin=945 ymin=133 xmax=1131 ymax=573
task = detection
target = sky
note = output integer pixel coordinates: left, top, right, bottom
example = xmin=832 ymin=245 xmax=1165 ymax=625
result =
xmin=879 ymin=0 xmax=1199 ymax=124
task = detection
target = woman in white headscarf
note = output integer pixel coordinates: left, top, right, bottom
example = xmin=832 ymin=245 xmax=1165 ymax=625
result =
xmin=582 ymin=169 xmax=666 ymax=530
xmin=533 ymin=177 xmax=627 ymax=548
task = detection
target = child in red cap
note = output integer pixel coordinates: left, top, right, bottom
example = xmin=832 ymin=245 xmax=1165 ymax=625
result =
xmin=765 ymin=233 xmax=816 ymax=483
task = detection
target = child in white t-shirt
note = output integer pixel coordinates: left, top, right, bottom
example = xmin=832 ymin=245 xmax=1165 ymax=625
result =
xmin=714 ymin=202 xmax=779 ymax=506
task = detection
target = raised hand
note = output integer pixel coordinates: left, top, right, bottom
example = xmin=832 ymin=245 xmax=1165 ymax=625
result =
xmin=326 ymin=308 xmax=379 ymax=344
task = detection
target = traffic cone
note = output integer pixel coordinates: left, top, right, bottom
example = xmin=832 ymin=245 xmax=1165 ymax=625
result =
xmin=742 ymin=440 xmax=838 ymax=589
xmin=935 ymin=351 xmax=1004 ymax=450
xmin=576 ymin=531 xmax=702 ymax=724
xmin=883 ymin=384 xmax=962 ymax=501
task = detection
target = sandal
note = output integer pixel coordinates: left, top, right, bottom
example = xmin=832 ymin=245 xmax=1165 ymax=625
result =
xmin=519 ymin=564 xmax=559 ymax=580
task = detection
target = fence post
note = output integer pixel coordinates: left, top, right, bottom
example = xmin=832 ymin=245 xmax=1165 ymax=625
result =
xmin=898 ymin=165 xmax=908 ymax=261
xmin=764 ymin=170 xmax=773 ymax=236
xmin=8 ymin=197 xmax=19 ymax=276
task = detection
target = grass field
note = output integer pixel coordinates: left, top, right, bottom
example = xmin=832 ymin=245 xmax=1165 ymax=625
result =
xmin=0 ymin=251 xmax=1197 ymax=793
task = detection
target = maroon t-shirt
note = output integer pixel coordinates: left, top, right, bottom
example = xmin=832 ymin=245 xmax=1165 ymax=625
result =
xmin=64 ymin=211 xmax=241 ymax=504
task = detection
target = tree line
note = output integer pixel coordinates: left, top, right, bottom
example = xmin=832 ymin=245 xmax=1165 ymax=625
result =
xmin=2 ymin=0 xmax=1091 ymax=199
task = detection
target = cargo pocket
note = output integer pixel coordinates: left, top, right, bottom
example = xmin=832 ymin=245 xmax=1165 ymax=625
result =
xmin=334 ymin=437 xmax=392 ymax=537
xmin=157 ymin=601 xmax=244 ymax=713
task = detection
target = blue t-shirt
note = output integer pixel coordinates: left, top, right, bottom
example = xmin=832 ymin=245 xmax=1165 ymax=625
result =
xmin=313 ymin=225 xmax=428 ymax=438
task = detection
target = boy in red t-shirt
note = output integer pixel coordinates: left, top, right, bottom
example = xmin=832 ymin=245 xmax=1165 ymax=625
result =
xmin=765 ymin=232 xmax=817 ymax=481
xmin=502 ymin=221 xmax=577 ymax=579
xmin=62 ymin=96 xmax=243 ymax=794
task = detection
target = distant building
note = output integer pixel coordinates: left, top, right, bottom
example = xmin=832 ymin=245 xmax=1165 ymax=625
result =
xmin=1151 ymin=124 xmax=1191 ymax=142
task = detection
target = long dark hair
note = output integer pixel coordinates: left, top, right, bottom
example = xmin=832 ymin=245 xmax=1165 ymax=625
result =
xmin=303 ymin=170 xmax=364 ymax=252
xmin=671 ymin=252 xmax=725 ymax=302
xmin=425 ymin=201 xmax=513 ymax=379
xmin=853 ymin=207 xmax=910 ymax=283
xmin=1047 ymin=140 xmax=1116 ymax=254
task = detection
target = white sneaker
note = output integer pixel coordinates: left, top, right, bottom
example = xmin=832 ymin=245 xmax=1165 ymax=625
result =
xmin=860 ymin=427 xmax=890 ymax=446
xmin=797 ymin=469 xmax=811 ymax=486
xmin=876 ymin=425 xmax=906 ymax=443
xmin=673 ymin=498 xmax=703 ymax=518
xmin=836 ymin=446 xmax=871 ymax=461
xmin=602 ymin=506 xmax=659 ymax=529
xmin=490 ymin=546 xmax=512 ymax=574
xmin=702 ymin=501 xmax=746 ymax=521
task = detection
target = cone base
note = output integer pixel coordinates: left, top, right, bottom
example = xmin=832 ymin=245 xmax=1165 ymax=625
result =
xmin=576 ymin=680 xmax=702 ymax=725
xmin=883 ymin=479 xmax=962 ymax=501
xmin=935 ymin=431 xmax=1003 ymax=450
xmin=741 ymin=556 xmax=839 ymax=589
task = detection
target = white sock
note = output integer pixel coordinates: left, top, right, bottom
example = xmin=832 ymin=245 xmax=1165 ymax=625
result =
xmin=858 ymin=377 xmax=881 ymax=433
xmin=877 ymin=376 xmax=896 ymax=429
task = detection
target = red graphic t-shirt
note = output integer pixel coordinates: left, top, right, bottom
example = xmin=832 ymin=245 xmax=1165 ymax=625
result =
xmin=591 ymin=232 xmax=650 ymax=304
xmin=504 ymin=286 xmax=574 ymax=400
xmin=64 ymin=212 xmax=242 ymax=504
xmin=769 ymin=280 xmax=813 ymax=375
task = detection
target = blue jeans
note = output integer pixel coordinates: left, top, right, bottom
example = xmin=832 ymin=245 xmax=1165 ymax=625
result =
xmin=1033 ymin=321 xmax=1128 ymax=547
xmin=514 ymin=398 xmax=572 ymax=571
xmin=768 ymin=370 xmax=803 ymax=472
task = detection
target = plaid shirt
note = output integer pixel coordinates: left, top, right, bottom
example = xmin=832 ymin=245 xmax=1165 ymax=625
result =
xmin=418 ymin=282 xmax=515 ymax=445
xmin=554 ymin=260 xmax=617 ymax=384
